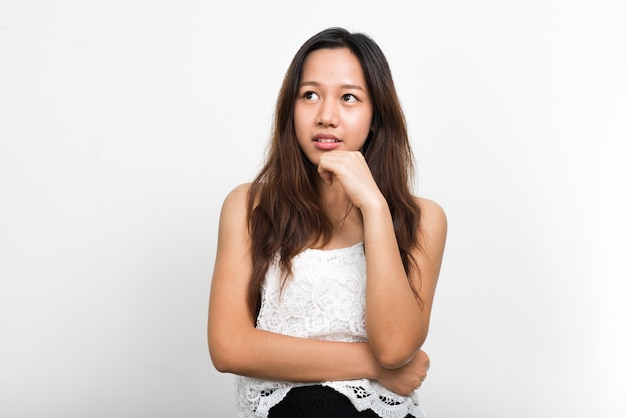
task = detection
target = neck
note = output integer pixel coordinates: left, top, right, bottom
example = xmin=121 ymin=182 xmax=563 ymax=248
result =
xmin=318 ymin=178 xmax=357 ymax=225
xmin=311 ymin=176 xmax=364 ymax=249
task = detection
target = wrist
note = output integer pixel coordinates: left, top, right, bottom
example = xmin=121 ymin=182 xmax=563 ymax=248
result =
xmin=358 ymin=192 xmax=388 ymax=217
xmin=363 ymin=343 xmax=385 ymax=380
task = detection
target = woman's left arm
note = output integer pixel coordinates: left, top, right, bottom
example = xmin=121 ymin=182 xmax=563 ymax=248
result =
xmin=318 ymin=151 xmax=448 ymax=369
xmin=361 ymin=196 xmax=447 ymax=369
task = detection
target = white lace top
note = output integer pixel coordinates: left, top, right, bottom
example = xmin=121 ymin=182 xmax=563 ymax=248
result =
xmin=235 ymin=242 xmax=427 ymax=418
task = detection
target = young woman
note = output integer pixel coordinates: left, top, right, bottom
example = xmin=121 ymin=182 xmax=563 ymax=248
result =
xmin=208 ymin=27 xmax=447 ymax=418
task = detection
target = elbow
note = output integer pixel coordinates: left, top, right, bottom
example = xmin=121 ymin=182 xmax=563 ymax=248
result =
xmin=208 ymin=330 xmax=242 ymax=374
xmin=371 ymin=334 xmax=427 ymax=370
xmin=374 ymin=346 xmax=419 ymax=370
xmin=211 ymin=357 xmax=234 ymax=374
xmin=209 ymin=341 xmax=241 ymax=374
xmin=209 ymin=344 xmax=232 ymax=373
xmin=208 ymin=315 xmax=258 ymax=374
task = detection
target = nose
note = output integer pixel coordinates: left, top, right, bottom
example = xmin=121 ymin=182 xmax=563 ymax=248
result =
xmin=316 ymin=99 xmax=339 ymax=127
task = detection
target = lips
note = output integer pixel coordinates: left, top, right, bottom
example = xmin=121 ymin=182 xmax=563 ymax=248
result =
xmin=313 ymin=135 xmax=342 ymax=150
xmin=313 ymin=139 xmax=341 ymax=151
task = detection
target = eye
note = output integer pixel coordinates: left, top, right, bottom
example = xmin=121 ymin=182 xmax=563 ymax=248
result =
xmin=342 ymin=93 xmax=358 ymax=103
xmin=302 ymin=91 xmax=320 ymax=101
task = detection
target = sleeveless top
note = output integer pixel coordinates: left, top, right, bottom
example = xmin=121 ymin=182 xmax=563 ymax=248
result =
xmin=235 ymin=242 xmax=428 ymax=418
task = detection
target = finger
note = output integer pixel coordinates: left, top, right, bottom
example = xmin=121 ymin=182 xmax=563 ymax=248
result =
xmin=318 ymin=169 xmax=333 ymax=185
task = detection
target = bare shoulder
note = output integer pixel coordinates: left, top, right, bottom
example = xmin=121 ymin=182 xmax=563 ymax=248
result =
xmin=416 ymin=197 xmax=446 ymax=224
xmin=217 ymin=183 xmax=253 ymax=236
xmin=414 ymin=197 xmax=448 ymax=248
xmin=222 ymin=183 xmax=252 ymax=208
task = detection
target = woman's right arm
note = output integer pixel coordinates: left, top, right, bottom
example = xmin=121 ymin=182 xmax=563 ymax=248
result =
xmin=206 ymin=184 xmax=427 ymax=395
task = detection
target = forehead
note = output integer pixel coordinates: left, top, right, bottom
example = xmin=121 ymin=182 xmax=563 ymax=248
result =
xmin=300 ymin=48 xmax=366 ymax=86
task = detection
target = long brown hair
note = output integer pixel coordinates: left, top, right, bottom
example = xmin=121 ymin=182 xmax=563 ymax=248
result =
xmin=246 ymin=27 xmax=422 ymax=319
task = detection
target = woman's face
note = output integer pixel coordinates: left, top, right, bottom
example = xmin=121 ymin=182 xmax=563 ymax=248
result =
xmin=294 ymin=47 xmax=374 ymax=166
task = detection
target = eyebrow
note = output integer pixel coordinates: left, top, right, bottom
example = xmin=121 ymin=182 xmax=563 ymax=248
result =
xmin=299 ymin=80 xmax=367 ymax=92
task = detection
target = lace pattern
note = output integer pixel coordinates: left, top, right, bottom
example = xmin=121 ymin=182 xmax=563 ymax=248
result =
xmin=235 ymin=243 xmax=427 ymax=418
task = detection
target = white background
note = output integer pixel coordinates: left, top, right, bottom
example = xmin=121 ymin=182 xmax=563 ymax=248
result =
xmin=1 ymin=1 xmax=624 ymax=417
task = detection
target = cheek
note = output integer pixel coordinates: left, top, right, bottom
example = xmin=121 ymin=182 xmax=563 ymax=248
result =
xmin=349 ymin=113 xmax=373 ymax=139
xmin=293 ymin=119 xmax=312 ymax=153
xmin=293 ymin=117 xmax=305 ymax=144
xmin=293 ymin=106 xmax=308 ymax=133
